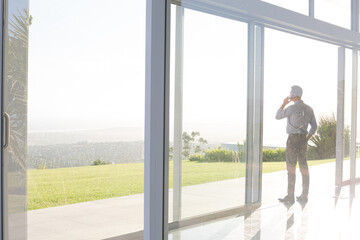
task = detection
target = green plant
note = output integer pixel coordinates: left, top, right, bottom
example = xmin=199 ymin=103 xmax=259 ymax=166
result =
xmin=169 ymin=146 xmax=174 ymax=161
xmin=262 ymin=148 xmax=286 ymax=162
xmin=204 ymin=149 xmax=235 ymax=162
xmin=182 ymin=131 xmax=208 ymax=159
xmin=195 ymin=137 xmax=208 ymax=153
xmin=37 ymin=163 xmax=47 ymax=170
xmin=92 ymin=159 xmax=110 ymax=166
xmin=182 ymin=132 xmax=193 ymax=159
xmin=6 ymin=10 xmax=32 ymax=175
xmin=235 ymin=150 xmax=246 ymax=162
xmin=189 ymin=153 xmax=205 ymax=162
xmin=307 ymin=114 xmax=350 ymax=160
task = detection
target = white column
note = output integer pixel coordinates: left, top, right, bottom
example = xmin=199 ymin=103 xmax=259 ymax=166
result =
xmin=336 ymin=47 xmax=345 ymax=187
xmin=144 ymin=0 xmax=170 ymax=239
xmin=173 ymin=5 xmax=184 ymax=222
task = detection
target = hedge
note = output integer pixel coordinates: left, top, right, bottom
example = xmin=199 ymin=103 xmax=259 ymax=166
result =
xmin=204 ymin=149 xmax=234 ymax=162
xmin=188 ymin=153 xmax=205 ymax=162
xmin=262 ymin=148 xmax=286 ymax=162
xmin=188 ymin=148 xmax=286 ymax=162
xmin=189 ymin=149 xmax=235 ymax=162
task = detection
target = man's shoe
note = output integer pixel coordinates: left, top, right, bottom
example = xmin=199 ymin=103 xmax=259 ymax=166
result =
xmin=278 ymin=195 xmax=295 ymax=203
xmin=296 ymin=195 xmax=308 ymax=202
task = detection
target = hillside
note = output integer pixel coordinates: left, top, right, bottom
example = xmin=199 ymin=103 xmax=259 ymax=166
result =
xmin=28 ymin=127 xmax=144 ymax=146
xmin=28 ymin=141 xmax=144 ymax=169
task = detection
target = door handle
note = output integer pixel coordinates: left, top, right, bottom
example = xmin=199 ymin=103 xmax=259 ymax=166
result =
xmin=3 ymin=112 xmax=10 ymax=149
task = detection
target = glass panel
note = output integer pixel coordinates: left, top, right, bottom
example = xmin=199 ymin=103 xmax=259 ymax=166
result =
xmin=315 ymin=0 xmax=351 ymax=29
xmin=3 ymin=0 xmax=30 ymax=238
xmin=168 ymin=5 xmax=247 ymax=233
xmin=263 ymin=28 xmax=338 ymax=205
xmin=27 ymin=1 xmax=145 ymax=239
xmin=261 ymin=0 xmax=308 ymax=15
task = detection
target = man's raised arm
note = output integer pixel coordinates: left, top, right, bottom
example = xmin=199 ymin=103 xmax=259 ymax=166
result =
xmin=276 ymin=97 xmax=292 ymax=120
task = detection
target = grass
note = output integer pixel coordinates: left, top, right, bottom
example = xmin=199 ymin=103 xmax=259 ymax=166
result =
xmin=28 ymin=158 xmax=335 ymax=210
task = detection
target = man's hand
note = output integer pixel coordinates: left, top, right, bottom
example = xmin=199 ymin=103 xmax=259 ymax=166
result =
xmin=280 ymin=97 xmax=290 ymax=109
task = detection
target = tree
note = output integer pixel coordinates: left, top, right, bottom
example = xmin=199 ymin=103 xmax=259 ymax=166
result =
xmin=195 ymin=137 xmax=208 ymax=153
xmin=307 ymin=114 xmax=350 ymax=160
xmin=169 ymin=146 xmax=174 ymax=161
xmin=4 ymin=10 xmax=31 ymax=194
xmin=92 ymin=159 xmax=110 ymax=166
xmin=182 ymin=131 xmax=208 ymax=159
xmin=182 ymin=132 xmax=193 ymax=159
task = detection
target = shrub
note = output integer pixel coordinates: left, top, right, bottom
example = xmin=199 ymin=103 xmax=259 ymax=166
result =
xmin=307 ymin=114 xmax=350 ymax=160
xmin=188 ymin=147 xmax=286 ymax=162
xmin=204 ymin=149 xmax=234 ymax=162
xmin=37 ymin=163 xmax=47 ymax=169
xmin=92 ymin=159 xmax=110 ymax=166
xmin=262 ymin=148 xmax=286 ymax=162
xmin=235 ymin=150 xmax=246 ymax=162
xmin=189 ymin=153 xmax=205 ymax=162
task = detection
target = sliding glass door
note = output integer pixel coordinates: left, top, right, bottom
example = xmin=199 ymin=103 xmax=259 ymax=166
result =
xmin=168 ymin=5 xmax=248 ymax=222
xmin=26 ymin=1 xmax=146 ymax=239
xmin=263 ymin=28 xmax=339 ymax=204
xmin=2 ymin=0 xmax=29 ymax=238
xmin=2 ymin=0 xmax=146 ymax=239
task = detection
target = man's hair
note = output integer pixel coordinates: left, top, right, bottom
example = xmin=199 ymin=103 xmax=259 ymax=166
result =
xmin=291 ymin=85 xmax=303 ymax=98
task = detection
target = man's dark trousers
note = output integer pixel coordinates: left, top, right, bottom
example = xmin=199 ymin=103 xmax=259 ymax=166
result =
xmin=286 ymin=134 xmax=309 ymax=198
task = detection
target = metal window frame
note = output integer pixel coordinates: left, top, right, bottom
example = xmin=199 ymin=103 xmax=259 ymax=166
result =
xmin=0 ymin=0 xmax=357 ymax=239
xmin=173 ymin=0 xmax=360 ymax=48
xmin=309 ymin=0 xmax=314 ymax=18
xmin=336 ymin=47 xmax=345 ymax=187
xmin=350 ymin=49 xmax=358 ymax=184
xmin=0 ymin=0 xmax=3 ymax=238
xmin=350 ymin=0 xmax=359 ymax=186
xmin=341 ymin=0 xmax=360 ymax=187
xmin=252 ymin=25 xmax=264 ymax=203
xmin=173 ymin=5 xmax=184 ymax=223
xmin=352 ymin=0 xmax=359 ymax=32
xmin=146 ymin=0 xmax=360 ymax=239
xmin=245 ymin=22 xmax=255 ymax=204
xmin=144 ymin=0 xmax=170 ymax=239
xmin=246 ymin=23 xmax=264 ymax=204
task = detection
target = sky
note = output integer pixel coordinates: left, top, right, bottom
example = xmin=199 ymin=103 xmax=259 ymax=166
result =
xmin=28 ymin=0 xmax=356 ymax=146
xmin=28 ymin=0 xmax=146 ymax=131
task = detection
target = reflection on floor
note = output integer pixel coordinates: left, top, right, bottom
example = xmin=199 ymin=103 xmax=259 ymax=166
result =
xmin=169 ymin=176 xmax=360 ymax=240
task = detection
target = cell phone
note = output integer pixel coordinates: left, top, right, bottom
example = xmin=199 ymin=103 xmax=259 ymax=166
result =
xmin=289 ymin=93 xmax=296 ymax=100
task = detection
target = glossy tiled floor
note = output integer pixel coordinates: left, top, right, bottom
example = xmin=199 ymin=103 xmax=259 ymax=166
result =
xmin=169 ymin=163 xmax=360 ymax=240
xmin=169 ymin=186 xmax=360 ymax=240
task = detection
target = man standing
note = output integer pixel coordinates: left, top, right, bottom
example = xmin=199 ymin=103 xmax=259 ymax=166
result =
xmin=276 ymin=85 xmax=317 ymax=203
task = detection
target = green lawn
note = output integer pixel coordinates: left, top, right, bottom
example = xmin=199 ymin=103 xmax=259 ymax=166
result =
xmin=28 ymin=159 xmax=335 ymax=210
